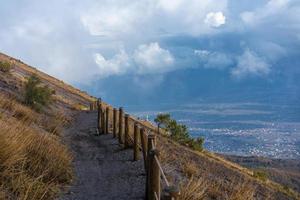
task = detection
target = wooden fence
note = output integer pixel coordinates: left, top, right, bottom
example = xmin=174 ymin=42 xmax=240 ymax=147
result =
xmin=90 ymin=99 xmax=180 ymax=200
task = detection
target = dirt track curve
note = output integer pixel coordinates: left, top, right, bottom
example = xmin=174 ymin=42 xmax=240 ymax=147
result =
xmin=61 ymin=111 xmax=145 ymax=200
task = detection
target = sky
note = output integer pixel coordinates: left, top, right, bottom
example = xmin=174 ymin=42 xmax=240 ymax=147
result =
xmin=0 ymin=0 xmax=299 ymax=106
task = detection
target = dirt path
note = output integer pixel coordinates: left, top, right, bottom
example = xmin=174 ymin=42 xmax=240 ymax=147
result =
xmin=61 ymin=111 xmax=145 ymax=200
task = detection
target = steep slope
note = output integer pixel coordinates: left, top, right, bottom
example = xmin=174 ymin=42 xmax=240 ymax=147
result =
xmin=0 ymin=52 xmax=94 ymax=110
xmin=0 ymin=52 xmax=299 ymax=200
xmin=0 ymin=52 xmax=94 ymax=199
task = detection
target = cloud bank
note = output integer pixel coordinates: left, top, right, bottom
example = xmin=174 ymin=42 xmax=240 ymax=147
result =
xmin=93 ymin=42 xmax=175 ymax=77
xmin=0 ymin=0 xmax=299 ymax=104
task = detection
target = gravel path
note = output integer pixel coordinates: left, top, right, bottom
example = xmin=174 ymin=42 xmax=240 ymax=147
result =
xmin=61 ymin=111 xmax=145 ymax=200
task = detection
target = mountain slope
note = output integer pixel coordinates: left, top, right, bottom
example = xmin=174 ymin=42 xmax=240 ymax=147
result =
xmin=0 ymin=52 xmax=299 ymax=200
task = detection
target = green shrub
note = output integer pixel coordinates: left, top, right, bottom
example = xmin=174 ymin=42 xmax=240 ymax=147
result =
xmin=167 ymin=120 xmax=189 ymax=142
xmin=154 ymin=113 xmax=170 ymax=134
xmin=0 ymin=61 xmax=12 ymax=73
xmin=24 ymin=75 xmax=53 ymax=110
xmin=154 ymin=113 xmax=205 ymax=152
xmin=188 ymin=138 xmax=205 ymax=151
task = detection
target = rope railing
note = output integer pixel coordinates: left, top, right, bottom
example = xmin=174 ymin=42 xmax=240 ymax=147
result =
xmin=90 ymin=99 xmax=180 ymax=200
xmin=155 ymin=155 xmax=170 ymax=187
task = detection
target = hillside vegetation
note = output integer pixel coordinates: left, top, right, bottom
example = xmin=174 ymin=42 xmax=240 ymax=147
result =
xmin=0 ymin=53 xmax=94 ymax=199
xmin=0 ymin=93 xmax=73 ymax=199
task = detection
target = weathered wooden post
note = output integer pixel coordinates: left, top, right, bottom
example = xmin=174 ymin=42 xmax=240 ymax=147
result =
xmin=148 ymin=149 xmax=161 ymax=200
xmin=92 ymin=101 xmax=96 ymax=110
xmin=146 ymin=134 xmax=155 ymax=200
xmin=90 ymin=102 xmax=95 ymax=111
xmin=101 ymin=109 xmax=105 ymax=134
xmin=118 ymin=107 xmax=124 ymax=144
xmin=140 ymin=128 xmax=148 ymax=169
xmin=106 ymin=107 xmax=110 ymax=134
xmin=147 ymin=134 xmax=155 ymax=155
xmin=133 ymin=123 xmax=140 ymax=161
xmin=163 ymin=186 xmax=180 ymax=200
xmin=113 ymin=108 xmax=117 ymax=138
xmin=124 ymin=114 xmax=130 ymax=148
xmin=97 ymin=98 xmax=102 ymax=133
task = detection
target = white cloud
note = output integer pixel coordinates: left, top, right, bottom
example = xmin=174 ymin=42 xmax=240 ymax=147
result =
xmin=93 ymin=42 xmax=175 ymax=77
xmin=94 ymin=50 xmax=131 ymax=77
xmin=204 ymin=12 xmax=226 ymax=28
xmin=80 ymin=2 xmax=142 ymax=37
xmin=134 ymin=43 xmax=174 ymax=74
xmin=156 ymin=0 xmax=183 ymax=12
xmin=241 ymin=0 xmax=291 ymax=26
xmin=231 ymin=49 xmax=271 ymax=78
xmin=80 ymin=0 xmax=228 ymax=38
xmin=194 ymin=49 xmax=232 ymax=69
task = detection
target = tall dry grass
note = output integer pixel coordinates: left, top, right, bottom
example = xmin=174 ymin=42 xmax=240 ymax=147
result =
xmin=0 ymin=94 xmax=73 ymax=200
xmin=179 ymin=177 xmax=207 ymax=200
xmin=179 ymin=177 xmax=256 ymax=200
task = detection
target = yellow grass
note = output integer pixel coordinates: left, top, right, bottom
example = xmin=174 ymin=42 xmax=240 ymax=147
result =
xmin=0 ymin=94 xmax=73 ymax=200
xmin=179 ymin=177 xmax=256 ymax=200
xmin=179 ymin=177 xmax=207 ymax=200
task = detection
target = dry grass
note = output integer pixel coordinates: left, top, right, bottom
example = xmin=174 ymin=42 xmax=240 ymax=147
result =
xmin=0 ymin=94 xmax=38 ymax=124
xmin=180 ymin=161 xmax=199 ymax=178
xmin=0 ymin=94 xmax=73 ymax=200
xmin=227 ymin=181 xmax=256 ymax=200
xmin=156 ymin=135 xmax=291 ymax=200
xmin=179 ymin=177 xmax=257 ymax=200
xmin=42 ymin=111 xmax=73 ymax=136
xmin=179 ymin=177 xmax=207 ymax=200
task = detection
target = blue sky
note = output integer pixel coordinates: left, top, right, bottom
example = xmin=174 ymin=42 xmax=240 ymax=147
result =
xmin=0 ymin=0 xmax=299 ymax=105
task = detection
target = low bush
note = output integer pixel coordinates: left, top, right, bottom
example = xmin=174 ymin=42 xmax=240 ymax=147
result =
xmin=154 ymin=113 xmax=205 ymax=152
xmin=0 ymin=61 xmax=12 ymax=73
xmin=24 ymin=75 xmax=54 ymax=110
xmin=188 ymin=138 xmax=205 ymax=151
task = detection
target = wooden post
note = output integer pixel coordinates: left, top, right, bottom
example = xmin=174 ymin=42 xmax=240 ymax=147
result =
xmin=106 ymin=107 xmax=110 ymax=134
xmin=113 ymin=108 xmax=117 ymax=138
xmin=91 ymin=102 xmax=94 ymax=111
xmin=97 ymin=99 xmax=102 ymax=133
xmin=92 ymin=101 xmax=96 ymax=110
xmin=133 ymin=123 xmax=140 ymax=161
xmin=148 ymin=149 xmax=161 ymax=200
xmin=163 ymin=186 xmax=180 ymax=200
xmin=118 ymin=107 xmax=124 ymax=144
xmin=124 ymin=114 xmax=129 ymax=148
xmin=147 ymin=134 xmax=156 ymax=155
xmin=90 ymin=102 xmax=93 ymax=111
xmin=101 ymin=109 xmax=105 ymax=134
xmin=146 ymin=134 xmax=155 ymax=200
xmin=140 ymin=128 xmax=148 ymax=170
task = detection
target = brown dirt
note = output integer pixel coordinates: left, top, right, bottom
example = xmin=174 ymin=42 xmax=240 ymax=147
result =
xmin=60 ymin=111 xmax=145 ymax=200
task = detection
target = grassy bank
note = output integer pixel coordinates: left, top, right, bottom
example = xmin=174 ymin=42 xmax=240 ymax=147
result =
xmin=0 ymin=94 xmax=73 ymax=199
